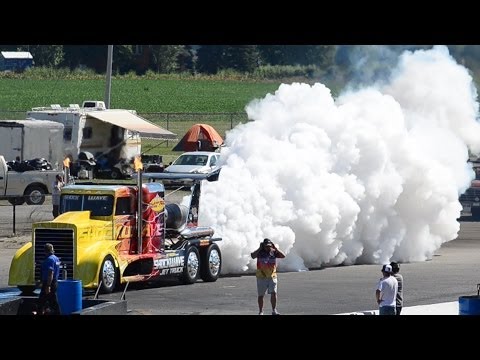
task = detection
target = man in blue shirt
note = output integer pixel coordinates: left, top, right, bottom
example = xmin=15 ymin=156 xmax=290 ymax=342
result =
xmin=38 ymin=243 xmax=61 ymax=315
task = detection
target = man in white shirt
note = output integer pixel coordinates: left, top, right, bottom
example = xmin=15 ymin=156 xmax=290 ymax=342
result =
xmin=375 ymin=264 xmax=398 ymax=315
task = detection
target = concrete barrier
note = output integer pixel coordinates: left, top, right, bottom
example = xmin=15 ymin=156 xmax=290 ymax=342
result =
xmin=337 ymin=301 xmax=459 ymax=315
xmin=0 ymin=296 xmax=128 ymax=315
xmin=73 ymin=299 xmax=128 ymax=315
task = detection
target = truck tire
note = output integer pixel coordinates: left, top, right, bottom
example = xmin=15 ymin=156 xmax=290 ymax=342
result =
xmin=200 ymin=243 xmax=222 ymax=282
xmin=18 ymin=285 xmax=36 ymax=295
xmin=24 ymin=185 xmax=46 ymax=205
xmin=181 ymin=246 xmax=200 ymax=284
xmin=99 ymin=255 xmax=117 ymax=293
xmin=110 ymin=168 xmax=122 ymax=180
xmin=8 ymin=197 xmax=25 ymax=206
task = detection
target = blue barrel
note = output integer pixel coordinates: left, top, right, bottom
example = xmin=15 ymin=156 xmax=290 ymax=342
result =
xmin=57 ymin=280 xmax=82 ymax=315
xmin=458 ymin=296 xmax=480 ymax=315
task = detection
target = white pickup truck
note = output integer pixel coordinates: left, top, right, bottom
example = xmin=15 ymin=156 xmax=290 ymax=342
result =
xmin=0 ymin=155 xmax=63 ymax=205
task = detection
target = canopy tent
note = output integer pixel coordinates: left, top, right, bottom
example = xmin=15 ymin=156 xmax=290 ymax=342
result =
xmin=86 ymin=110 xmax=177 ymax=139
xmin=172 ymin=123 xmax=223 ymax=152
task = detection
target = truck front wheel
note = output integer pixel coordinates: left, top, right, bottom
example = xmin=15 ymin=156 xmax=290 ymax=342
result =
xmin=25 ymin=185 xmax=46 ymax=205
xmin=99 ymin=255 xmax=117 ymax=293
xmin=181 ymin=246 xmax=200 ymax=284
xmin=200 ymin=244 xmax=222 ymax=282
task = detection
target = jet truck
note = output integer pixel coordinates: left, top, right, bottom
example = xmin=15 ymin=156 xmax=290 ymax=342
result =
xmin=9 ymin=170 xmax=222 ymax=293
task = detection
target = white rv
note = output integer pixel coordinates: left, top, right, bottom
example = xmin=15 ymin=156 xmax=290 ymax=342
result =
xmin=26 ymin=101 xmax=176 ymax=178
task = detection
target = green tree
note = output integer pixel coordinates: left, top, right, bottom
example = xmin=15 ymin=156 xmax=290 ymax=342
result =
xmin=223 ymin=45 xmax=260 ymax=72
xmin=113 ymin=45 xmax=135 ymax=74
xmin=149 ymin=45 xmax=184 ymax=73
xmin=0 ymin=45 xmax=19 ymax=51
xmin=18 ymin=45 xmax=64 ymax=67
xmin=196 ymin=45 xmax=226 ymax=74
xmin=196 ymin=45 xmax=260 ymax=74
xmin=62 ymin=45 xmax=106 ymax=72
xmin=449 ymin=45 xmax=480 ymax=74
xmin=177 ymin=45 xmax=195 ymax=73
xmin=259 ymin=45 xmax=336 ymax=67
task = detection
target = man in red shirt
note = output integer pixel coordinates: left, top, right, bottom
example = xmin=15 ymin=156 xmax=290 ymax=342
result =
xmin=251 ymin=238 xmax=286 ymax=315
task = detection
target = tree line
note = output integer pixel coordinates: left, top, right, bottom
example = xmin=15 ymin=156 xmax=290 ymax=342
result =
xmin=0 ymin=45 xmax=336 ymax=75
xmin=1 ymin=45 xmax=479 ymax=83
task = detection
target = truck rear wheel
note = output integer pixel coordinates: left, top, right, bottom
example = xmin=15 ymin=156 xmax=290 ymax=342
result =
xmin=99 ymin=255 xmax=117 ymax=293
xmin=200 ymin=244 xmax=221 ymax=282
xmin=181 ymin=246 xmax=200 ymax=284
xmin=25 ymin=185 xmax=46 ymax=205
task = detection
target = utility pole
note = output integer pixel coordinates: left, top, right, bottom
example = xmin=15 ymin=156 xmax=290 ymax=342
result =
xmin=104 ymin=45 xmax=113 ymax=109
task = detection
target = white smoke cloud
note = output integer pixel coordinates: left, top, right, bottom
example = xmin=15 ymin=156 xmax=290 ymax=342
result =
xmin=199 ymin=45 xmax=480 ymax=274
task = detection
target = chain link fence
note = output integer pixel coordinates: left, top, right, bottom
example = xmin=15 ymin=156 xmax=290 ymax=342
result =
xmin=140 ymin=112 xmax=249 ymax=151
xmin=0 ymin=196 xmax=54 ymax=237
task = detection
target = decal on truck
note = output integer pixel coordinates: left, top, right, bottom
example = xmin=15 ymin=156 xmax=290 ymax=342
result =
xmin=153 ymin=256 xmax=184 ymax=270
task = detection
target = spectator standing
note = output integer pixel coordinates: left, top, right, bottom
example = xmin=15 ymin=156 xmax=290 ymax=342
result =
xmin=390 ymin=262 xmax=403 ymax=315
xmin=37 ymin=243 xmax=61 ymax=315
xmin=251 ymin=238 xmax=286 ymax=315
xmin=52 ymin=174 xmax=64 ymax=218
xmin=375 ymin=264 xmax=398 ymax=315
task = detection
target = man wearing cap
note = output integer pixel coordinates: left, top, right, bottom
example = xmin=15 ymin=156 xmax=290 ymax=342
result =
xmin=251 ymin=238 xmax=286 ymax=315
xmin=390 ymin=262 xmax=403 ymax=315
xmin=37 ymin=243 xmax=61 ymax=315
xmin=375 ymin=264 xmax=398 ymax=315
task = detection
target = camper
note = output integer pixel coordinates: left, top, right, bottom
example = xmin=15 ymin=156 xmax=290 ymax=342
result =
xmin=0 ymin=120 xmax=64 ymax=168
xmin=26 ymin=101 xmax=176 ymax=178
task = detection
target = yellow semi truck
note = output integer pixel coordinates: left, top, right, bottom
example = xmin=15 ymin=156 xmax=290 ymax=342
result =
xmin=9 ymin=171 xmax=222 ymax=293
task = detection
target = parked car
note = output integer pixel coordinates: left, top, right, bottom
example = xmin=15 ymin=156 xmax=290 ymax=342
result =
xmin=162 ymin=151 xmax=220 ymax=187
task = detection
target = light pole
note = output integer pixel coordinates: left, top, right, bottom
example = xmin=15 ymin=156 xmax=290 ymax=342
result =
xmin=104 ymin=45 xmax=113 ymax=109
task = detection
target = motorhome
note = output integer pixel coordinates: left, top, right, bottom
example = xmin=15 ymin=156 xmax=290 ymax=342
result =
xmin=26 ymin=101 xmax=176 ymax=178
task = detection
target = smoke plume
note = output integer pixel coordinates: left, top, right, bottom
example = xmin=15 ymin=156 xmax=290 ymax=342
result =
xmin=200 ymin=45 xmax=480 ymax=273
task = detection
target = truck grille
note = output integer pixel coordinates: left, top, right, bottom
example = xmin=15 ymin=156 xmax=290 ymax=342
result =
xmin=34 ymin=228 xmax=74 ymax=282
xmin=460 ymin=187 xmax=480 ymax=202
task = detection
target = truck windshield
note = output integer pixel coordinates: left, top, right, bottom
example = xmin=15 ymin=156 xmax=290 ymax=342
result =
xmin=60 ymin=194 xmax=114 ymax=216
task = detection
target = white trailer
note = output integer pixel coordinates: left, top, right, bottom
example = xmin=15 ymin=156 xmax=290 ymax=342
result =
xmin=26 ymin=101 xmax=176 ymax=163
xmin=0 ymin=120 xmax=64 ymax=169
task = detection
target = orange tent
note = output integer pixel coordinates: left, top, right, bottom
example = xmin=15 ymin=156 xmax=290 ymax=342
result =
xmin=172 ymin=123 xmax=224 ymax=152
